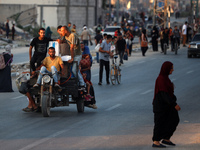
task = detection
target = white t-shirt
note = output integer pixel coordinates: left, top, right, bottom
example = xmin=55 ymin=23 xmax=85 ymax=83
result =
xmin=182 ymin=24 xmax=187 ymax=35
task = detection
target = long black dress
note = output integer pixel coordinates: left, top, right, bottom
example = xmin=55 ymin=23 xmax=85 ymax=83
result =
xmin=0 ymin=53 xmax=13 ymax=92
xmin=152 ymin=61 xmax=179 ymax=142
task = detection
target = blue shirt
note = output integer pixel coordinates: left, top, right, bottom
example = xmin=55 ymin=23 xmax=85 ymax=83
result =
xmin=82 ymin=46 xmax=93 ymax=65
xmin=100 ymin=40 xmax=111 ymax=61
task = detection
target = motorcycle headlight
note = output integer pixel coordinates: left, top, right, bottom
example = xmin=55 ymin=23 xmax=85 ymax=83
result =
xmin=43 ymin=75 xmax=51 ymax=84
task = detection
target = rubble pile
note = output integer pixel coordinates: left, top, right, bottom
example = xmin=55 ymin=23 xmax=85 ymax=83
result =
xmin=11 ymin=63 xmax=30 ymax=76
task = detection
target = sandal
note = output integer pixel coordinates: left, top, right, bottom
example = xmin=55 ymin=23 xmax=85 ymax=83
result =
xmin=33 ymin=107 xmax=39 ymax=112
xmin=22 ymin=107 xmax=33 ymax=112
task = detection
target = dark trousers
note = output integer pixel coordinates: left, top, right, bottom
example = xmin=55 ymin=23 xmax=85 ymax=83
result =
xmin=12 ymin=33 xmax=14 ymax=40
xmin=141 ymin=47 xmax=148 ymax=56
xmin=30 ymin=53 xmax=46 ymax=71
xmin=118 ymin=50 xmax=124 ymax=64
xmin=152 ymin=39 xmax=158 ymax=51
xmin=172 ymin=37 xmax=180 ymax=50
xmin=99 ymin=59 xmax=110 ymax=83
xmin=152 ymin=108 xmax=179 ymax=141
xmin=129 ymin=44 xmax=132 ymax=56
xmin=83 ymin=40 xmax=88 ymax=46
xmin=170 ymin=36 xmax=174 ymax=50
xmin=160 ymin=39 xmax=164 ymax=52
xmin=6 ymin=30 xmax=9 ymax=38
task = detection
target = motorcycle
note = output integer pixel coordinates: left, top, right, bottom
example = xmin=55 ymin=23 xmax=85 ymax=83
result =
xmin=17 ymin=61 xmax=88 ymax=117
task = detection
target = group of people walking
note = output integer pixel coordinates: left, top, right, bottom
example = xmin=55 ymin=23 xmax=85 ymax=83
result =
xmin=149 ymin=21 xmax=198 ymax=53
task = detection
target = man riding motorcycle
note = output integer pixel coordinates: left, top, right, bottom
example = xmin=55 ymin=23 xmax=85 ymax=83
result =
xmin=33 ymin=47 xmax=64 ymax=87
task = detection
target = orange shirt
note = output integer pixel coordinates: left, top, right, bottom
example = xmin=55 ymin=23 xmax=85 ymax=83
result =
xmin=43 ymin=56 xmax=63 ymax=72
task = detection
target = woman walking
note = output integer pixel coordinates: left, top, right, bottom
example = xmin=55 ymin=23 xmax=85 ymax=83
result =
xmin=0 ymin=45 xmax=13 ymax=92
xmin=140 ymin=29 xmax=148 ymax=56
xmin=151 ymin=26 xmax=159 ymax=51
xmin=152 ymin=61 xmax=181 ymax=148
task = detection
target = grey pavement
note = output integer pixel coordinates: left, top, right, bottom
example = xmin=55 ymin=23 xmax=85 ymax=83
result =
xmin=0 ymin=45 xmax=200 ymax=150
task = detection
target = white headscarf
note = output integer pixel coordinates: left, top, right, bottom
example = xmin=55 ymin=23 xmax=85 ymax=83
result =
xmin=5 ymin=45 xmax=11 ymax=55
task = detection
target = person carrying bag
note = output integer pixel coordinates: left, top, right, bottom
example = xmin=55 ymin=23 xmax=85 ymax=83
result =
xmin=140 ymin=29 xmax=148 ymax=56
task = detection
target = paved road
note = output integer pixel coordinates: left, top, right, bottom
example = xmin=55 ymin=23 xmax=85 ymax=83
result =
xmin=1 ymin=46 xmax=200 ymax=150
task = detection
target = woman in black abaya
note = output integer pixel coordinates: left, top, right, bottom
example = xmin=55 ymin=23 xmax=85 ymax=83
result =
xmin=0 ymin=46 xmax=13 ymax=92
xmin=152 ymin=61 xmax=181 ymax=148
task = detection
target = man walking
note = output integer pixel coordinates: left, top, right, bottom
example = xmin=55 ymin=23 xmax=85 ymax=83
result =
xmin=116 ymin=33 xmax=126 ymax=65
xmin=173 ymin=26 xmax=181 ymax=49
xmin=98 ymin=35 xmax=112 ymax=85
xmin=95 ymin=30 xmax=103 ymax=45
xmin=81 ymin=26 xmax=91 ymax=46
xmin=68 ymin=22 xmax=72 ymax=31
xmin=182 ymin=22 xmax=187 ymax=47
xmin=5 ymin=19 xmax=10 ymax=39
xmin=12 ymin=24 xmax=15 ymax=40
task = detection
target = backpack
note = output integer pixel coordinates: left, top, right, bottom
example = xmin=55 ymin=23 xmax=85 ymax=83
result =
xmin=0 ymin=54 xmax=6 ymax=70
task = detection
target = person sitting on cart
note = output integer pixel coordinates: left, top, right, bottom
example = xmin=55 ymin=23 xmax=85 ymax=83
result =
xmin=80 ymin=71 xmax=97 ymax=109
xmin=29 ymin=28 xmax=53 ymax=78
xmin=33 ymin=47 xmax=64 ymax=88
xmin=22 ymin=91 xmax=38 ymax=112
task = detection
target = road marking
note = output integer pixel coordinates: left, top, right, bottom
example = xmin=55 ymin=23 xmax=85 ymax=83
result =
xmin=187 ymin=70 xmax=194 ymax=74
xmin=11 ymin=95 xmax=25 ymax=100
xmin=18 ymin=120 xmax=88 ymax=150
xmin=141 ymin=90 xmax=152 ymax=95
xmin=92 ymin=74 xmax=98 ymax=77
xmin=105 ymin=104 xmax=122 ymax=111
xmin=137 ymin=61 xmax=145 ymax=64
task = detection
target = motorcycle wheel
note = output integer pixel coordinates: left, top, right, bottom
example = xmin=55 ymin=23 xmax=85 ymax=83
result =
xmin=41 ymin=94 xmax=51 ymax=117
xmin=76 ymin=99 xmax=84 ymax=113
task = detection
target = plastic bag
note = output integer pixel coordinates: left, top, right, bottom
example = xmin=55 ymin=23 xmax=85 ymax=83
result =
xmin=95 ymin=44 xmax=100 ymax=52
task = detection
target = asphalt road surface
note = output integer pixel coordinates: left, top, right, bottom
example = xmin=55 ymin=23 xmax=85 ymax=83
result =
xmin=1 ymin=46 xmax=200 ymax=150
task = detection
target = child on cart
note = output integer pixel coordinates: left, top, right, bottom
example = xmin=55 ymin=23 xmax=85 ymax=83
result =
xmin=81 ymin=72 xmax=93 ymax=101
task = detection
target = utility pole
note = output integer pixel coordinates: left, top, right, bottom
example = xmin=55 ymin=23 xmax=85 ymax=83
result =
xmin=168 ymin=5 xmax=170 ymax=28
xmin=95 ymin=0 xmax=97 ymax=25
xmin=66 ymin=0 xmax=70 ymax=25
xmin=192 ymin=0 xmax=199 ymax=24
xmin=109 ymin=0 xmax=111 ymax=23
xmin=116 ymin=0 xmax=119 ymax=24
xmin=86 ymin=0 xmax=89 ymax=27
xmin=153 ymin=0 xmax=157 ymax=26
xmin=164 ymin=0 xmax=168 ymax=28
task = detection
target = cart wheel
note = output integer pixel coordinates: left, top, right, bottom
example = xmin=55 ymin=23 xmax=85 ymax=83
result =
xmin=77 ymin=99 xmax=84 ymax=113
xmin=41 ymin=94 xmax=50 ymax=117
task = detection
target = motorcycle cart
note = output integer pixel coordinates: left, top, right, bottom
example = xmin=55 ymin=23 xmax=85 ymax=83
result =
xmin=28 ymin=61 xmax=86 ymax=117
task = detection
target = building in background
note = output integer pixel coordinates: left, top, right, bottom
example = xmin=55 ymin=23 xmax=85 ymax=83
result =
xmin=0 ymin=0 xmax=103 ymax=30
